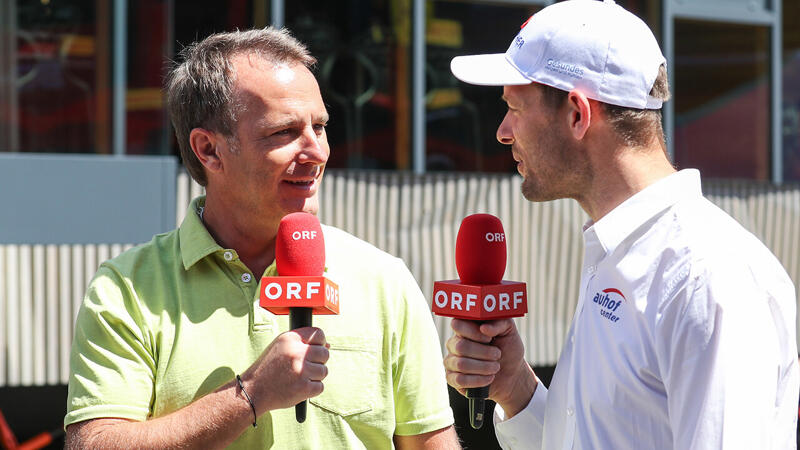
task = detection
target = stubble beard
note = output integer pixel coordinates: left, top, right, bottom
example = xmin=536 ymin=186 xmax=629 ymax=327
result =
xmin=518 ymin=137 xmax=588 ymax=203
xmin=520 ymin=174 xmax=550 ymax=202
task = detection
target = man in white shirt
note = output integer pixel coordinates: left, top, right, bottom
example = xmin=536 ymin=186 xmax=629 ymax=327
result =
xmin=444 ymin=1 xmax=800 ymax=448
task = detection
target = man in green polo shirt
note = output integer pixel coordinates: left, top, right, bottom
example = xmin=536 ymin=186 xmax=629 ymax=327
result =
xmin=64 ymin=27 xmax=458 ymax=449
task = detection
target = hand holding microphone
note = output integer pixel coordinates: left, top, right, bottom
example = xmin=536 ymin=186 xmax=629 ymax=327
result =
xmin=259 ymin=212 xmax=340 ymax=423
xmin=432 ymin=214 xmax=528 ymax=429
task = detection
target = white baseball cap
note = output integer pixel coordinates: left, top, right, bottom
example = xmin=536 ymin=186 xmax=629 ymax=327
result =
xmin=450 ymin=0 xmax=666 ymax=110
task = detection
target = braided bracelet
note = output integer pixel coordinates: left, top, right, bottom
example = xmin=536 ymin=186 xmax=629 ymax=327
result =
xmin=236 ymin=374 xmax=257 ymax=427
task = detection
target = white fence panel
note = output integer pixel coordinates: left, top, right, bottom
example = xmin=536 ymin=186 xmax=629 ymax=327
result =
xmin=1 ymin=171 xmax=798 ymax=386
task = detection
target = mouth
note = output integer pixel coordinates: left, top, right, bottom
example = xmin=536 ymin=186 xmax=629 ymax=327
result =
xmin=511 ymin=153 xmax=525 ymax=175
xmin=281 ymin=178 xmax=318 ymax=193
xmin=284 ymin=179 xmax=315 ymax=187
xmin=282 ymin=167 xmax=323 ymax=192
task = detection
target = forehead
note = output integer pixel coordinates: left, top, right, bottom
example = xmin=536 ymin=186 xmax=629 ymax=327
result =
xmin=230 ymin=53 xmax=326 ymax=118
xmin=231 ymin=54 xmax=321 ymax=99
xmin=503 ymin=84 xmax=533 ymax=105
xmin=504 ymin=83 xmax=552 ymax=111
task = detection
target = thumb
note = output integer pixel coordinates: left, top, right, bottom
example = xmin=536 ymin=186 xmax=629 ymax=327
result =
xmin=292 ymin=327 xmax=327 ymax=345
xmin=478 ymin=319 xmax=516 ymax=339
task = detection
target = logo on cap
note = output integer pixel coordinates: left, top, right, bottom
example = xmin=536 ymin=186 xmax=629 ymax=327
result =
xmin=514 ymin=36 xmax=524 ymax=49
xmin=545 ymin=59 xmax=584 ymax=79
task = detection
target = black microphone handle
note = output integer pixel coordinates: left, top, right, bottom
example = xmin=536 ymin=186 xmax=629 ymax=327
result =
xmin=465 ymin=318 xmax=491 ymax=429
xmin=289 ymin=307 xmax=313 ymax=423
xmin=466 ymin=386 xmax=490 ymax=429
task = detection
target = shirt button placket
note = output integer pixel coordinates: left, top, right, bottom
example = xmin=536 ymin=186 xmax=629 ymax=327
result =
xmin=562 ymin=410 xmax=577 ymax=450
xmin=563 ymin=325 xmax=579 ymax=450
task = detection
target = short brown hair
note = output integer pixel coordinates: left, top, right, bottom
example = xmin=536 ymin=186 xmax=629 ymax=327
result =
xmin=537 ymin=64 xmax=671 ymax=148
xmin=601 ymin=64 xmax=670 ymax=148
xmin=165 ymin=27 xmax=316 ymax=186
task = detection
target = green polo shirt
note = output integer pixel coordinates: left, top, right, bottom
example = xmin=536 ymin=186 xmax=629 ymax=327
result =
xmin=65 ymin=197 xmax=453 ymax=448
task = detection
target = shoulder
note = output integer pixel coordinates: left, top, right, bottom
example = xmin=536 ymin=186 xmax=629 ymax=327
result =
xmin=670 ymin=197 xmax=788 ymax=278
xmin=321 ymin=224 xmax=406 ymax=272
xmin=100 ymin=228 xmax=181 ymax=278
xmin=319 ymin=225 xmax=424 ymax=310
xmin=85 ymin=228 xmax=181 ymax=316
xmin=651 ymin=196 xmax=794 ymax=311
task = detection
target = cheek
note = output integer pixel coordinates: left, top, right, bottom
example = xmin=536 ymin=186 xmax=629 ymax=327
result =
xmin=320 ymin=138 xmax=331 ymax=159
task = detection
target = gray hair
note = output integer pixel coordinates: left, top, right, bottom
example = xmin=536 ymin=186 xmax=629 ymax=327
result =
xmin=165 ymin=27 xmax=317 ymax=186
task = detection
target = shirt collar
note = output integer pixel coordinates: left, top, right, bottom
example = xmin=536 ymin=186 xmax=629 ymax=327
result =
xmin=586 ymin=169 xmax=702 ymax=256
xmin=179 ymin=196 xmax=224 ymax=269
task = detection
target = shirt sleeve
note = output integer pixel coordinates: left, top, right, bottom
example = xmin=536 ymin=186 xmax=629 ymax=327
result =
xmin=493 ymin=377 xmax=548 ymax=450
xmin=65 ymin=264 xmax=156 ymax=428
xmin=390 ymin=259 xmax=455 ymax=436
xmin=655 ymin=260 xmax=799 ymax=450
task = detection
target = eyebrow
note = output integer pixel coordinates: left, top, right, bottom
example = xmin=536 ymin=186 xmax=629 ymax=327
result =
xmin=261 ymin=113 xmax=330 ymax=132
xmin=501 ymin=94 xmax=517 ymax=108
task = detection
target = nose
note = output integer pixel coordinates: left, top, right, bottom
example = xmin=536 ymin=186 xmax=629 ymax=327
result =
xmin=496 ymin=112 xmax=514 ymax=145
xmin=298 ymin=125 xmax=329 ymax=165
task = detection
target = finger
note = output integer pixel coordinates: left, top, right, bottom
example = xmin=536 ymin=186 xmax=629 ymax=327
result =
xmin=305 ymin=344 xmax=330 ymax=364
xmin=450 ymin=319 xmax=492 ymax=343
xmin=303 ymin=361 xmax=329 ymax=382
xmin=446 ymin=335 xmax=501 ymax=361
xmin=443 ymin=354 xmax=501 ymax=376
xmin=446 ymin=371 xmax=495 ymax=390
xmin=306 ymin=380 xmax=324 ymax=398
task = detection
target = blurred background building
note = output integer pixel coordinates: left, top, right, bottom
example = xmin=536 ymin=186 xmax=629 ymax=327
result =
xmin=1 ymin=0 xmax=799 ymax=448
xmin=2 ymin=0 xmax=799 ymax=178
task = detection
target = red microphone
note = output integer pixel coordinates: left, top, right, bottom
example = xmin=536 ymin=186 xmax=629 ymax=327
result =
xmin=259 ymin=212 xmax=339 ymax=423
xmin=432 ymin=214 xmax=527 ymax=429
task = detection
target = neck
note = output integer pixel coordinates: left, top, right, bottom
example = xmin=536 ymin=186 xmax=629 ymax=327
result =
xmin=579 ymin=143 xmax=675 ymax=223
xmin=201 ymin=193 xmax=278 ymax=277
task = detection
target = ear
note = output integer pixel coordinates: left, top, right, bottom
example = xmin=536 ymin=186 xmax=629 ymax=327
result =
xmin=189 ymin=128 xmax=224 ymax=173
xmin=565 ymin=90 xmax=592 ymax=140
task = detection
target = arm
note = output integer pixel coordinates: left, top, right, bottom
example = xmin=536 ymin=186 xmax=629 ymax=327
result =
xmin=657 ymin=264 xmax=799 ymax=449
xmin=394 ymin=426 xmax=461 ymax=450
xmin=66 ymin=378 xmax=253 ymax=450
xmin=66 ymin=326 xmax=330 ymax=449
xmin=443 ymin=318 xmax=537 ymax=419
xmin=390 ymin=261 xmax=458 ymax=445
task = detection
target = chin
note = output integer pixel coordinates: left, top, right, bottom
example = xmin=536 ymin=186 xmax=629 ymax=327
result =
xmin=520 ymin=179 xmax=555 ymax=203
xmin=282 ymin=197 xmax=319 ymax=216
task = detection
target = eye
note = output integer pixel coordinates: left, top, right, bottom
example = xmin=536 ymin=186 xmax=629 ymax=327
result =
xmin=313 ymin=123 xmax=327 ymax=134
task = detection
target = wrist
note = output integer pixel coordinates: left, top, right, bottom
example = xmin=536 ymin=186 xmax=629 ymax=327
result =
xmin=236 ymin=374 xmax=258 ymax=428
xmin=495 ymin=363 xmax=537 ymax=419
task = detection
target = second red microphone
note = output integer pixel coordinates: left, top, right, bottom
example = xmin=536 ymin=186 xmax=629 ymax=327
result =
xmin=432 ymin=214 xmax=527 ymax=429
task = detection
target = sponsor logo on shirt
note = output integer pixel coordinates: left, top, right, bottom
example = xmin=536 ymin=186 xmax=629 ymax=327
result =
xmin=592 ymin=288 xmax=625 ymax=323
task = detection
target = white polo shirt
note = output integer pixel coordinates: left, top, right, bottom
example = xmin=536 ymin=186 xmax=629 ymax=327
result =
xmin=494 ymin=169 xmax=799 ymax=449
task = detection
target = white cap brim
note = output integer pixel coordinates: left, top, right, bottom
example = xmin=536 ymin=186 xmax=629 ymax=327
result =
xmin=450 ymin=54 xmax=532 ymax=86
